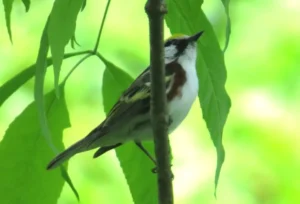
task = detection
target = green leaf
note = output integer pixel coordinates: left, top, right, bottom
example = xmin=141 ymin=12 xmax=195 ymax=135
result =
xmin=0 ymin=66 xmax=34 ymax=107
xmin=221 ymin=0 xmax=231 ymax=52
xmin=2 ymin=0 xmax=14 ymax=42
xmin=100 ymin=54 xmax=158 ymax=204
xmin=34 ymin=18 xmax=52 ymax=151
xmin=21 ymin=0 xmax=30 ymax=12
xmin=35 ymin=19 xmax=79 ymax=200
xmin=48 ymin=0 xmax=84 ymax=96
xmin=0 ymin=86 xmax=70 ymax=204
xmin=70 ymin=34 xmax=80 ymax=49
xmin=81 ymin=0 xmax=87 ymax=11
xmin=165 ymin=0 xmax=231 ymax=196
xmin=60 ymin=166 xmax=80 ymax=201
xmin=0 ymin=51 xmax=90 ymax=107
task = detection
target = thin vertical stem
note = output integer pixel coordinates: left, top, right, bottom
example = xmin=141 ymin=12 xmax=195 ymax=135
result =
xmin=145 ymin=0 xmax=173 ymax=203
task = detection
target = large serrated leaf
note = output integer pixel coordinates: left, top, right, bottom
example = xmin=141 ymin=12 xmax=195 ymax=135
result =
xmin=0 ymin=86 xmax=69 ymax=204
xmin=100 ymin=54 xmax=158 ymax=204
xmin=48 ymin=0 xmax=84 ymax=96
xmin=2 ymin=0 xmax=14 ymax=42
xmin=165 ymin=0 xmax=231 ymax=195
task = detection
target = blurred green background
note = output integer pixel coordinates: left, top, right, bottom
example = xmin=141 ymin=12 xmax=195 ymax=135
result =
xmin=0 ymin=0 xmax=300 ymax=203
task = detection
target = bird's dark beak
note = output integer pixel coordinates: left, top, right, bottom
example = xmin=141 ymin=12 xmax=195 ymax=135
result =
xmin=188 ymin=31 xmax=204 ymax=42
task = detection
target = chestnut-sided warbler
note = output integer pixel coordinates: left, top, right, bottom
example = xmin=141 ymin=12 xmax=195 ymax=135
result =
xmin=47 ymin=31 xmax=204 ymax=170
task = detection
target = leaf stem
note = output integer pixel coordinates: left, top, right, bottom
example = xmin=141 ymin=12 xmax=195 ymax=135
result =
xmin=63 ymin=53 xmax=93 ymax=83
xmin=93 ymin=0 xmax=111 ymax=52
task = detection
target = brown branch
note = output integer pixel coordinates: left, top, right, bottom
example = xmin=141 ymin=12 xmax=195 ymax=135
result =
xmin=145 ymin=1 xmax=173 ymax=204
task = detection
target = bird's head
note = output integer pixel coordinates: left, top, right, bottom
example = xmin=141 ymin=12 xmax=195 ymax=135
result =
xmin=164 ymin=31 xmax=204 ymax=63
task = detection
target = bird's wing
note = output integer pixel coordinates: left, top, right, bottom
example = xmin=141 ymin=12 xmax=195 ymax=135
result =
xmin=82 ymin=65 xmax=175 ymax=149
xmin=102 ymin=66 xmax=174 ymax=127
xmin=100 ymin=60 xmax=188 ymax=130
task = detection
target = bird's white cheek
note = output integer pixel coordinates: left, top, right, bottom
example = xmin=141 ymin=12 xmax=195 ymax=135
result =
xmin=164 ymin=45 xmax=177 ymax=63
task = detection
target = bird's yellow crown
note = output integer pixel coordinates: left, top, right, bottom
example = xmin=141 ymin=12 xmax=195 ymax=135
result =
xmin=165 ymin=33 xmax=186 ymax=41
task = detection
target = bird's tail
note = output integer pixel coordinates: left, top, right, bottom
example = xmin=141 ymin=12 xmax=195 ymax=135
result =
xmin=46 ymin=130 xmax=99 ymax=170
xmin=47 ymin=123 xmax=112 ymax=170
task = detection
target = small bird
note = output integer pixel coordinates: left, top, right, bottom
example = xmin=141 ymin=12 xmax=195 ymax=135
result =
xmin=47 ymin=31 xmax=203 ymax=170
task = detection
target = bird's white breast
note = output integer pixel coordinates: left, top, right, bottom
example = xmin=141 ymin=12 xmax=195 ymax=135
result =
xmin=125 ymin=45 xmax=199 ymax=142
xmin=168 ymin=53 xmax=199 ymax=133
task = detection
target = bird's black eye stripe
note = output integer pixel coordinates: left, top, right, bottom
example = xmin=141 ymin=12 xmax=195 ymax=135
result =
xmin=175 ymin=39 xmax=189 ymax=57
xmin=165 ymin=39 xmax=176 ymax=47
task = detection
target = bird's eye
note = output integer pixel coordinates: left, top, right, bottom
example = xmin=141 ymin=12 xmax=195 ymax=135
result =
xmin=164 ymin=40 xmax=173 ymax=47
xmin=173 ymin=40 xmax=179 ymax=45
